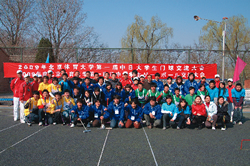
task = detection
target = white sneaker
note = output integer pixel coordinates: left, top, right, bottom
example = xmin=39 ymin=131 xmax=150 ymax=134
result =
xmin=100 ymin=124 xmax=105 ymax=129
xmin=176 ymin=126 xmax=180 ymax=130
xmin=70 ymin=124 xmax=75 ymax=128
xmin=221 ymin=127 xmax=226 ymax=131
xmin=233 ymin=121 xmax=236 ymax=125
xmin=162 ymin=127 xmax=166 ymax=130
xmin=212 ymin=127 xmax=216 ymax=130
xmin=27 ymin=123 xmax=32 ymax=126
xmin=53 ymin=122 xmax=56 ymax=125
xmin=238 ymin=121 xmax=242 ymax=125
xmin=39 ymin=122 xmax=43 ymax=126
xmin=20 ymin=120 xmax=25 ymax=124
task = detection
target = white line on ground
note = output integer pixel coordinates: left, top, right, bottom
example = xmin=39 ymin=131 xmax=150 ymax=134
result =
xmin=0 ymin=123 xmax=22 ymax=133
xmin=0 ymin=126 xmax=49 ymax=154
xmin=97 ymin=130 xmax=110 ymax=166
xmin=143 ymin=127 xmax=158 ymax=166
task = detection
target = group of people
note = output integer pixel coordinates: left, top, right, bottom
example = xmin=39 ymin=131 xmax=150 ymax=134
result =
xmin=10 ymin=68 xmax=245 ymax=130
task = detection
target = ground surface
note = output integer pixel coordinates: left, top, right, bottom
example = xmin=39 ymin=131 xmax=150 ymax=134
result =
xmin=0 ymin=106 xmax=250 ymax=166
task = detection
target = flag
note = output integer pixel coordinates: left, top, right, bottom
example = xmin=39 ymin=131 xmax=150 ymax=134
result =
xmin=233 ymin=56 xmax=247 ymax=83
xmin=46 ymin=53 xmax=50 ymax=63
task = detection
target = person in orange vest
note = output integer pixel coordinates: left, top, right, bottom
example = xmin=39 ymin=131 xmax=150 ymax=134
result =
xmin=226 ymin=78 xmax=235 ymax=122
xmin=19 ymin=74 xmax=33 ymax=123
xmin=10 ymin=70 xmax=24 ymax=121
xmin=31 ymin=74 xmax=39 ymax=91
xmin=214 ymin=74 xmax=220 ymax=88
xmin=48 ymin=70 xmax=53 ymax=84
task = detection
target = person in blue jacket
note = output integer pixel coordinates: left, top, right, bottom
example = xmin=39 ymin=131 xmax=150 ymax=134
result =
xmin=81 ymin=77 xmax=94 ymax=94
xmin=161 ymin=95 xmax=177 ymax=129
xmin=171 ymin=76 xmax=185 ymax=96
xmin=184 ymin=73 xmax=198 ymax=95
xmin=59 ymin=73 xmax=72 ymax=94
xmin=171 ymin=99 xmax=191 ymax=129
xmin=94 ymin=77 xmax=106 ymax=92
xmin=123 ymin=84 xmax=136 ymax=104
xmin=102 ymin=95 xmax=125 ymax=128
xmin=70 ymin=99 xmax=89 ymax=128
xmin=206 ymin=80 xmax=219 ymax=102
xmin=124 ymin=99 xmax=143 ymax=129
xmin=89 ymin=99 xmax=107 ymax=128
xmin=165 ymin=77 xmax=175 ymax=93
xmin=143 ymin=96 xmax=162 ymax=129
xmin=218 ymin=82 xmax=229 ymax=101
xmin=152 ymin=73 xmax=164 ymax=92
xmin=114 ymin=82 xmax=125 ymax=102
xmin=198 ymin=76 xmax=209 ymax=88
xmin=69 ymin=76 xmax=83 ymax=95
xmin=102 ymin=82 xmax=115 ymax=107
xmin=231 ymin=83 xmax=245 ymax=125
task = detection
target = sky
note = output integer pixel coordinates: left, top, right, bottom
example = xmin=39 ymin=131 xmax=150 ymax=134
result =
xmin=83 ymin=0 xmax=250 ymax=48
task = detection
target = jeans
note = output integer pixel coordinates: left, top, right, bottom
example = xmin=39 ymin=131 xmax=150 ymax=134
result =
xmin=233 ymin=107 xmax=243 ymax=122
xmin=175 ymin=115 xmax=186 ymax=128
xmin=25 ymin=113 xmax=39 ymax=123
xmin=110 ymin=119 xmax=123 ymax=128
xmin=47 ymin=112 xmax=60 ymax=124
xmin=62 ymin=110 xmax=71 ymax=122
xmin=144 ymin=114 xmax=161 ymax=127
xmin=228 ymin=103 xmax=234 ymax=117
xmin=38 ymin=109 xmax=45 ymax=122
xmin=162 ymin=113 xmax=172 ymax=127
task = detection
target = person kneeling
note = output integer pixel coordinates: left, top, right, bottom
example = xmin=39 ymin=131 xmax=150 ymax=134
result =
xmin=70 ymin=99 xmax=89 ymax=128
xmin=50 ymin=92 xmax=64 ymax=125
xmin=89 ymin=99 xmax=107 ymax=129
xmin=216 ymin=96 xmax=230 ymax=131
xmin=171 ymin=99 xmax=191 ymax=130
xmin=24 ymin=91 xmax=40 ymax=126
xmin=192 ymin=96 xmax=207 ymax=130
xmin=124 ymin=99 xmax=143 ymax=129
xmin=143 ymin=96 xmax=162 ymax=129
xmin=161 ymin=95 xmax=177 ymax=130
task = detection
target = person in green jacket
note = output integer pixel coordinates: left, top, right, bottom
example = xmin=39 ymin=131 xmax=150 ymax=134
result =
xmin=156 ymin=84 xmax=173 ymax=104
xmin=146 ymin=83 xmax=161 ymax=102
xmin=184 ymin=87 xmax=197 ymax=106
xmin=173 ymin=88 xmax=184 ymax=106
xmin=197 ymin=84 xmax=209 ymax=103
xmin=135 ymin=83 xmax=147 ymax=107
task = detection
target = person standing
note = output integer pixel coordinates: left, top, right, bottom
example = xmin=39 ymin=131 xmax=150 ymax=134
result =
xmin=47 ymin=70 xmax=53 ymax=84
xmin=109 ymin=73 xmax=119 ymax=89
xmin=184 ymin=73 xmax=198 ymax=95
xmin=226 ymin=78 xmax=235 ymax=122
xmin=31 ymin=74 xmax=39 ymax=91
xmin=171 ymin=76 xmax=185 ymax=96
xmin=120 ymin=71 xmax=133 ymax=88
xmin=143 ymin=75 xmax=153 ymax=90
xmin=10 ymin=70 xmax=24 ymax=121
xmin=214 ymin=74 xmax=221 ymax=88
xmin=152 ymin=73 xmax=164 ymax=92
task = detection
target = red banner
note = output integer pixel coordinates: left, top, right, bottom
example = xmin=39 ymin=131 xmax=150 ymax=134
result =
xmin=3 ymin=63 xmax=217 ymax=79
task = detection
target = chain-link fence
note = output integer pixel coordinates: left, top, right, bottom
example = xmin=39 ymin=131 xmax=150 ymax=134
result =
xmin=1 ymin=47 xmax=250 ymax=84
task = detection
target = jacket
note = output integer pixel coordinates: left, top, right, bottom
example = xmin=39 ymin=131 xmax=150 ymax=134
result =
xmin=109 ymin=79 xmax=119 ymax=89
xmin=143 ymin=103 xmax=162 ymax=120
xmin=135 ymin=88 xmax=148 ymax=104
xmin=231 ymin=88 xmax=245 ymax=106
xmin=206 ymin=86 xmax=219 ymax=102
xmin=161 ymin=103 xmax=177 ymax=118
xmin=24 ymin=97 xmax=39 ymax=116
xmin=59 ymin=80 xmax=72 ymax=94
xmin=123 ymin=89 xmax=136 ymax=103
xmin=72 ymin=105 xmax=89 ymax=120
xmin=184 ymin=79 xmax=198 ymax=94
xmin=103 ymin=88 xmax=115 ymax=104
xmin=125 ymin=105 xmax=143 ymax=122
xmin=120 ymin=78 xmax=133 ymax=88
xmin=89 ymin=105 xmax=106 ymax=120
xmin=10 ymin=77 xmax=24 ymax=97
xmin=114 ymin=90 xmax=126 ymax=102
xmin=205 ymin=102 xmax=217 ymax=117
xmin=184 ymin=94 xmax=197 ymax=106
xmin=226 ymin=85 xmax=235 ymax=103
xmin=31 ymin=81 xmax=39 ymax=92
xmin=192 ymin=102 xmax=207 ymax=117
xmin=172 ymin=106 xmax=191 ymax=120
xmin=91 ymin=91 xmax=105 ymax=105
xmin=215 ymin=80 xmax=220 ymax=88
xmin=104 ymin=101 xmax=125 ymax=121
xmin=152 ymin=80 xmax=164 ymax=92
xmin=216 ymin=101 xmax=229 ymax=117
xmin=94 ymin=83 xmax=106 ymax=92
xmin=19 ymin=81 xmax=33 ymax=101
xmin=171 ymin=82 xmax=185 ymax=96
xmin=218 ymin=88 xmax=229 ymax=101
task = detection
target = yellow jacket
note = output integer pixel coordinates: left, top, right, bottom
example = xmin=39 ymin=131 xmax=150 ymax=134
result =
xmin=37 ymin=97 xmax=53 ymax=114
xmin=24 ymin=97 xmax=39 ymax=116
xmin=38 ymin=82 xmax=50 ymax=97
xmin=62 ymin=96 xmax=76 ymax=111
xmin=48 ymin=84 xmax=62 ymax=94
xmin=50 ymin=98 xmax=64 ymax=113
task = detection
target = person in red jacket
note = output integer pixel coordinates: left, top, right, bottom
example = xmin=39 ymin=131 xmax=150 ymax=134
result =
xmin=10 ymin=70 xmax=25 ymax=121
xmin=214 ymin=74 xmax=220 ymax=88
xmin=31 ymin=74 xmax=39 ymax=91
xmin=19 ymin=74 xmax=33 ymax=123
xmin=131 ymin=77 xmax=139 ymax=90
xmin=192 ymin=96 xmax=207 ymax=130
xmin=48 ymin=70 xmax=53 ymax=84
xmin=226 ymin=78 xmax=235 ymax=122
xmin=120 ymin=71 xmax=133 ymax=88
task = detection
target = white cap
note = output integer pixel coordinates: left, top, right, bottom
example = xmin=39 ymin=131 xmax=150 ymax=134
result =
xmin=33 ymin=74 xmax=38 ymax=77
xmin=24 ymin=74 xmax=30 ymax=78
xmin=133 ymin=77 xmax=139 ymax=81
xmin=215 ymin=74 xmax=220 ymax=78
xmin=227 ymin=78 xmax=233 ymax=82
xmin=140 ymin=75 xmax=145 ymax=78
xmin=123 ymin=71 xmax=128 ymax=75
xmin=38 ymin=74 xmax=42 ymax=78
xmin=48 ymin=70 xmax=53 ymax=74
xmin=16 ymin=70 xmax=22 ymax=74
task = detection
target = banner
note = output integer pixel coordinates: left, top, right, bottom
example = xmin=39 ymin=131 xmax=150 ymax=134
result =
xmin=3 ymin=63 xmax=217 ymax=79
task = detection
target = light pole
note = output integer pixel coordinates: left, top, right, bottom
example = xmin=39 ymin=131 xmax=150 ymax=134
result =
xmin=194 ymin=15 xmax=228 ymax=82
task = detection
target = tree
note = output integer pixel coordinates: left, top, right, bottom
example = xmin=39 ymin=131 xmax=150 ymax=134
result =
xmin=199 ymin=15 xmax=250 ymax=80
xmin=121 ymin=15 xmax=173 ymax=63
xmin=34 ymin=38 xmax=55 ymax=63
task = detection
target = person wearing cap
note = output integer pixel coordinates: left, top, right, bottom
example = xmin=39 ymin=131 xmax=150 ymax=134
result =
xmin=131 ymin=77 xmax=139 ymax=90
xmin=165 ymin=77 xmax=174 ymax=93
xmin=47 ymin=70 xmax=53 ymax=84
xmin=198 ymin=76 xmax=209 ymax=87
xmin=31 ymin=74 xmax=39 ymax=91
xmin=139 ymin=75 xmax=145 ymax=83
xmin=38 ymin=76 xmax=50 ymax=97
xmin=38 ymin=74 xmax=43 ymax=83
xmin=109 ymin=73 xmax=119 ymax=89
xmin=226 ymin=78 xmax=235 ymax=121
xmin=143 ymin=75 xmax=153 ymax=90
xmin=19 ymin=74 xmax=33 ymax=123
xmin=171 ymin=76 xmax=185 ymax=96
xmin=214 ymin=74 xmax=220 ymax=88
xmin=131 ymin=70 xmax=138 ymax=82
xmin=10 ymin=70 xmax=25 ymax=121
xmin=120 ymin=71 xmax=133 ymax=88
xmin=152 ymin=73 xmax=164 ymax=92
xmin=184 ymin=73 xmax=198 ymax=95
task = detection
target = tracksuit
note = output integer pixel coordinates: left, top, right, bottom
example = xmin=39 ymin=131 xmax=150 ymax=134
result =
xmin=104 ymin=101 xmax=125 ymax=128
xmin=152 ymin=80 xmax=164 ymax=92
xmin=161 ymin=103 xmax=177 ymax=128
xmin=125 ymin=105 xmax=143 ymax=129
xmin=143 ymin=103 xmax=162 ymax=127
xmin=71 ymin=105 xmax=89 ymax=125
xmin=206 ymin=86 xmax=219 ymax=102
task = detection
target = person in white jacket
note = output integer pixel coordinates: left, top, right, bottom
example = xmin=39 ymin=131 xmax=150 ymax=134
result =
xmin=204 ymin=95 xmax=218 ymax=130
